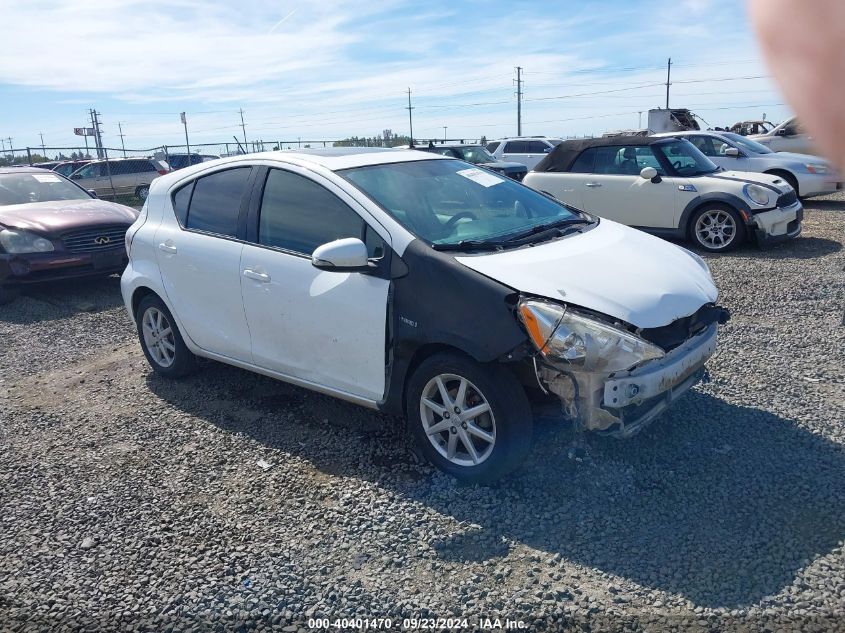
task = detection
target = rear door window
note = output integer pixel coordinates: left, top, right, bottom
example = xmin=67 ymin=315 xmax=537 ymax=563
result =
xmin=503 ymin=141 xmax=527 ymax=153
xmin=184 ymin=167 xmax=251 ymax=237
xmin=526 ymin=141 xmax=549 ymax=153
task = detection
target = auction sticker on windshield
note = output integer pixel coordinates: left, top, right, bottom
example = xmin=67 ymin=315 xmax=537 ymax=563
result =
xmin=32 ymin=173 xmax=62 ymax=183
xmin=456 ymin=167 xmax=505 ymax=187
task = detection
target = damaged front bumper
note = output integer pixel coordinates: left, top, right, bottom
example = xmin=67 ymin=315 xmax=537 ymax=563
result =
xmin=753 ymin=202 xmax=803 ymax=247
xmin=538 ymin=323 xmax=719 ymax=438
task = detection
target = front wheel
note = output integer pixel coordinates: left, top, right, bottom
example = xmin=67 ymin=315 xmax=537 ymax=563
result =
xmin=136 ymin=294 xmax=196 ymax=377
xmin=690 ymin=204 xmax=746 ymax=252
xmin=406 ymin=352 xmax=533 ymax=483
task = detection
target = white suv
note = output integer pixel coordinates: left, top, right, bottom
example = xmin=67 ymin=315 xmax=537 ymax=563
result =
xmin=122 ymin=147 xmax=727 ymax=482
xmin=523 ymin=136 xmax=803 ymax=252
xmin=486 ymin=137 xmax=563 ymax=170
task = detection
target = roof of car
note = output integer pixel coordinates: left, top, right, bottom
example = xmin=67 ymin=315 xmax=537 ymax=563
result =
xmin=0 ymin=166 xmax=56 ymax=175
xmin=533 ymin=135 xmax=674 ymax=173
xmin=208 ymin=147 xmax=445 ymax=171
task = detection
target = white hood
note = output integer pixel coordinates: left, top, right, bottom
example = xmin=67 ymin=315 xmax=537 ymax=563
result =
xmin=712 ymin=170 xmax=792 ymax=193
xmin=455 ymin=220 xmax=718 ymax=329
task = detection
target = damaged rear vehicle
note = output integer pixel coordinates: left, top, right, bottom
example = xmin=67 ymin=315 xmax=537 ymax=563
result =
xmin=122 ymin=148 xmax=728 ymax=483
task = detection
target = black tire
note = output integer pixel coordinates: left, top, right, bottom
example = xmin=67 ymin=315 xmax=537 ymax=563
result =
xmin=689 ymin=204 xmax=746 ymax=252
xmin=136 ymin=185 xmax=150 ymax=200
xmin=0 ymin=285 xmax=20 ymax=306
xmin=770 ymin=171 xmax=799 ymax=197
xmin=406 ymin=352 xmax=533 ymax=483
xmin=135 ymin=294 xmax=196 ymax=378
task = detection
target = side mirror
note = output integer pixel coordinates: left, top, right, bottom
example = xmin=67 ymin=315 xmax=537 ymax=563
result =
xmin=640 ymin=166 xmax=658 ymax=181
xmin=311 ymin=238 xmax=371 ymax=272
xmin=723 ymin=147 xmax=740 ymax=157
xmin=87 ymin=189 xmax=98 ymax=198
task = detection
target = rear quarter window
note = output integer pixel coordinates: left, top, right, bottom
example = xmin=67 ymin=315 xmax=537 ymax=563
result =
xmin=183 ymin=167 xmax=251 ymax=237
xmin=486 ymin=142 xmax=501 ymax=153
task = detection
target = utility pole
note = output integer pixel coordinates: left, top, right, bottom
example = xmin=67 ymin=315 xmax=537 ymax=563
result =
xmin=442 ymin=126 xmax=447 ymax=142
xmin=638 ymin=111 xmax=643 ymax=129
xmin=239 ymin=108 xmax=248 ymax=147
xmin=515 ymin=66 xmax=523 ymax=136
xmin=181 ymin=113 xmax=190 ymax=162
xmin=90 ymin=109 xmax=104 ymax=158
xmin=665 ymin=57 xmax=672 ymax=109
xmin=118 ymin=122 xmax=127 ymax=157
xmin=406 ymin=88 xmax=414 ymax=144
xmin=39 ymin=132 xmax=46 ymax=157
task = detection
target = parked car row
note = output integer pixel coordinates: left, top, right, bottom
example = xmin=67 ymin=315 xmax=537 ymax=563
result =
xmin=0 ymin=136 xmax=819 ymax=481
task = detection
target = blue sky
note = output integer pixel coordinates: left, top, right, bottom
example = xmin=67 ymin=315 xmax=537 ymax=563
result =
xmin=0 ymin=0 xmax=788 ymax=152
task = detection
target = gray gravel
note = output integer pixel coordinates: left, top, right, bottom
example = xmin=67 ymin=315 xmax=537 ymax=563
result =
xmin=1 ymin=196 xmax=844 ymax=632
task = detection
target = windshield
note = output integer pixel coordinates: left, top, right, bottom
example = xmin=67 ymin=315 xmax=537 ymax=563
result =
xmin=722 ymin=132 xmax=774 ymax=154
xmin=341 ymin=159 xmax=581 ymax=247
xmin=454 ymin=146 xmax=498 ymax=164
xmin=0 ymin=172 xmax=90 ymax=206
xmin=654 ymin=139 xmax=719 ymax=176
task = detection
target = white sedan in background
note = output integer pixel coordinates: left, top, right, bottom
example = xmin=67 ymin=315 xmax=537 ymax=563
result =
xmin=654 ymin=130 xmax=841 ymax=198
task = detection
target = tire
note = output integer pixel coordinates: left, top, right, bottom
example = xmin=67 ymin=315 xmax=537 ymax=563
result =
xmin=406 ymin=352 xmax=533 ymax=483
xmin=136 ymin=185 xmax=150 ymax=200
xmin=0 ymin=285 xmax=20 ymax=306
xmin=771 ymin=171 xmax=799 ymax=197
xmin=135 ymin=294 xmax=196 ymax=378
xmin=689 ymin=204 xmax=746 ymax=252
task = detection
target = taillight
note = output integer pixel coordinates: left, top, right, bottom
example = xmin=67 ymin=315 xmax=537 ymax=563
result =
xmin=158 ymin=169 xmax=168 ymax=175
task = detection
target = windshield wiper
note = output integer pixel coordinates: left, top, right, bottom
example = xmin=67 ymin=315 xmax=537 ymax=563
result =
xmin=432 ymin=239 xmax=507 ymax=252
xmin=500 ymin=217 xmax=594 ymax=244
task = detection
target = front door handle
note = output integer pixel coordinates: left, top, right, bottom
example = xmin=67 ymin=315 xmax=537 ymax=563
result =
xmin=158 ymin=242 xmax=177 ymax=254
xmin=243 ymin=269 xmax=271 ymax=283
xmin=585 ymin=182 xmax=602 ymax=188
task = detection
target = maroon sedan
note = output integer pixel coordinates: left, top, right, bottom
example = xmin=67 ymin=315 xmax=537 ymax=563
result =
xmin=0 ymin=167 xmax=138 ymax=304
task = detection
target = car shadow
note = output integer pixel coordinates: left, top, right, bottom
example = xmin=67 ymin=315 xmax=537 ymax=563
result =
xmin=680 ymin=236 xmax=842 ymax=261
xmin=146 ymin=364 xmax=845 ymax=609
xmin=0 ymin=275 xmax=124 ymax=324
xmin=805 ymin=198 xmax=845 ymax=211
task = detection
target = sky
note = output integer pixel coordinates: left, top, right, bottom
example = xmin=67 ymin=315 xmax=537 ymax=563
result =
xmin=0 ymin=0 xmax=790 ymax=153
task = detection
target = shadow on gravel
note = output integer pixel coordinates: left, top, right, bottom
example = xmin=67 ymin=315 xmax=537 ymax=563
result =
xmin=806 ymin=199 xmax=845 ymax=211
xmin=148 ymin=363 xmax=845 ymax=610
xmin=0 ymin=275 xmax=123 ymax=324
xmin=682 ymin=236 xmax=842 ymax=261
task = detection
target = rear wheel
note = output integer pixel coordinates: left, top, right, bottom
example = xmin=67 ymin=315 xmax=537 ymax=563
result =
xmin=406 ymin=352 xmax=532 ymax=483
xmin=690 ymin=204 xmax=746 ymax=252
xmin=136 ymin=295 xmax=196 ymax=377
xmin=136 ymin=185 xmax=150 ymax=200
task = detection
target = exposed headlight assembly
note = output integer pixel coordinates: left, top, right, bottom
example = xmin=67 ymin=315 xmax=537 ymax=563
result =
xmin=0 ymin=229 xmax=54 ymax=254
xmin=517 ymin=299 xmax=664 ymax=373
xmin=743 ymin=183 xmax=771 ymax=206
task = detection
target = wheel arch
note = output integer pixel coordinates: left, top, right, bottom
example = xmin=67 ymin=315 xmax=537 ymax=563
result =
xmin=679 ymin=192 xmax=752 ymax=236
xmin=763 ymin=168 xmax=799 ymax=196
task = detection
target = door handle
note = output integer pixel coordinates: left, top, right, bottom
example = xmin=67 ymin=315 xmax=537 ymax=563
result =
xmin=585 ymin=182 xmax=602 ymax=188
xmin=158 ymin=242 xmax=177 ymax=254
xmin=243 ymin=269 xmax=271 ymax=283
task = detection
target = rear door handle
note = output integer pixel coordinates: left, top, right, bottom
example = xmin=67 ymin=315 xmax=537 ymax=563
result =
xmin=243 ymin=269 xmax=271 ymax=283
xmin=158 ymin=242 xmax=177 ymax=254
xmin=585 ymin=182 xmax=602 ymax=188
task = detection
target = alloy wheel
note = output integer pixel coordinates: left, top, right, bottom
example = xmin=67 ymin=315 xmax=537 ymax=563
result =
xmin=141 ymin=307 xmax=176 ymax=368
xmin=419 ymin=373 xmax=496 ymax=467
xmin=695 ymin=209 xmax=737 ymax=249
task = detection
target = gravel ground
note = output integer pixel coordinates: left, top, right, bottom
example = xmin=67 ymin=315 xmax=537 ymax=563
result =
xmin=1 ymin=196 xmax=843 ymax=632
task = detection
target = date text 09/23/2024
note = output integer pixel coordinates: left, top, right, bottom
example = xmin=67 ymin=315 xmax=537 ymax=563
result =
xmin=307 ymin=617 xmax=528 ymax=629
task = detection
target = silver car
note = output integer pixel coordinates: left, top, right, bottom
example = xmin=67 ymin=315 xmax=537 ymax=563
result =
xmin=655 ymin=130 xmax=841 ymax=197
xmin=69 ymin=157 xmax=170 ymax=200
